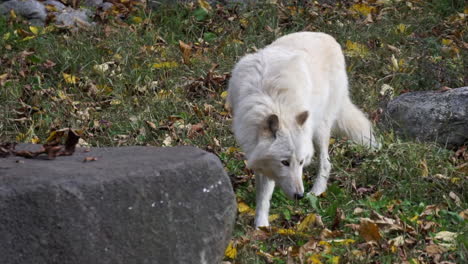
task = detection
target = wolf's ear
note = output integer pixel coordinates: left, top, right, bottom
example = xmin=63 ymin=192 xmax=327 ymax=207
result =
xmin=296 ymin=111 xmax=309 ymax=126
xmin=265 ymin=114 xmax=279 ymax=138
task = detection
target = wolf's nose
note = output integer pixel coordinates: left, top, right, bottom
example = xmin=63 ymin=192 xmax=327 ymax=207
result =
xmin=294 ymin=193 xmax=304 ymax=200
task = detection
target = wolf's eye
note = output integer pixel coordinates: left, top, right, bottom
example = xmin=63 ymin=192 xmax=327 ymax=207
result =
xmin=281 ymin=160 xmax=290 ymax=166
xmin=300 ymin=160 xmax=304 ymax=165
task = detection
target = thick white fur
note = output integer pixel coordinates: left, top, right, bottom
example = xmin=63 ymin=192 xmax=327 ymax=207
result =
xmin=227 ymin=32 xmax=378 ymax=228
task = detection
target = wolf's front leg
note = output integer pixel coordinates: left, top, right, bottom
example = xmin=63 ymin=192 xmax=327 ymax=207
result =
xmin=310 ymin=124 xmax=332 ymax=196
xmin=255 ymin=173 xmax=275 ymax=228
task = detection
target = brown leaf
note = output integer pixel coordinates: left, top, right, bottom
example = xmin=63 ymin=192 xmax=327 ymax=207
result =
xmin=459 ymin=209 xmax=468 ymax=220
xmin=331 ymin=208 xmax=345 ymax=230
xmin=146 ymin=120 xmax=157 ymax=129
xmin=358 ymin=218 xmax=382 ymax=242
xmin=42 ymin=60 xmax=56 ymax=68
xmin=425 ymin=244 xmax=445 ymax=255
xmin=64 ymin=129 xmax=80 ymax=154
xmin=420 ymin=204 xmax=442 ymax=217
xmin=449 ymin=191 xmax=461 ymax=206
xmin=188 ymin=122 xmax=204 ymax=139
xmin=0 ymin=142 xmax=16 ymax=158
xmin=83 ymin=156 xmax=98 ymax=162
xmin=438 ymin=86 xmax=452 ymax=92
xmin=179 ymin=40 xmax=192 ymax=64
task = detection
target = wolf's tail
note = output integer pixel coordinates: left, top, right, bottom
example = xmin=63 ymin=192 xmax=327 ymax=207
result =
xmin=333 ymin=98 xmax=380 ymax=148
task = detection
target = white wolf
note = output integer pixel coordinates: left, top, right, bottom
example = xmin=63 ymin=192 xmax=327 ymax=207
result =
xmin=227 ymin=32 xmax=379 ymax=228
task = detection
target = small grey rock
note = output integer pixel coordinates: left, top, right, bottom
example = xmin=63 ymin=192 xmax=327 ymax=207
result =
xmin=99 ymin=2 xmax=113 ymax=11
xmin=82 ymin=0 xmax=103 ymax=8
xmin=55 ymin=7 xmax=92 ymax=28
xmin=43 ymin=0 xmax=66 ymax=11
xmin=0 ymin=0 xmax=47 ymax=26
xmin=382 ymin=87 xmax=468 ymax=149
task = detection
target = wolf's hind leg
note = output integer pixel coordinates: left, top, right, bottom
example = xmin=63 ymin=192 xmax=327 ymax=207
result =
xmin=255 ymin=173 xmax=275 ymax=228
xmin=310 ymin=123 xmax=332 ymax=196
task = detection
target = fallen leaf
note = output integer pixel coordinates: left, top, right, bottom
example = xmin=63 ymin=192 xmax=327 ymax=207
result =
xmin=179 ymin=40 xmax=192 ymax=64
xmin=425 ymin=244 xmax=446 ymax=255
xmin=296 ymin=213 xmax=317 ymax=232
xmin=434 ymin=231 xmax=458 ymax=248
xmin=83 ymin=156 xmax=98 ymax=162
xmin=449 ymin=191 xmax=461 ymax=206
xmin=459 ymin=209 xmax=468 ymax=220
xmin=152 ymin=61 xmax=179 ymax=69
xmin=198 ymin=0 xmax=212 ymax=12
xmin=358 ymin=218 xmax=382 ymax=242
xmin=349 ymin=3 xmax=376 ymax=16
xmin=221 ymin=90 xmax=228 ymax=99
xmin=237 ymin=201 xmax=255 ymax=216
xmin=146 ymin=121 xmax=157 ymax=129
xmin=420 ymin=159 xmax=428 ymax=177
xmin=29 ymin=26 xmax=40 ymax=35
xmin=162 ymin=134 xmax=172 ymax=146
xmin=331 ymin=208 xmax=345 ymax=230
xmin=224 ymin=240 xmax=237 ymax=259
xmin=62 ymin=73 xmax=78 ymax=84
xmin=345 ymin=40 xmax=369 ymax=57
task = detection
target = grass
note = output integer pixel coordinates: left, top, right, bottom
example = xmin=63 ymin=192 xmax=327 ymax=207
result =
xmin=0 ymin=1 xmax=467 ymax=263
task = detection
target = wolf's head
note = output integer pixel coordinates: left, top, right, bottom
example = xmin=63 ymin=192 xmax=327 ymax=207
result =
xmin=248 ymin=111 xmax=313 ymax=200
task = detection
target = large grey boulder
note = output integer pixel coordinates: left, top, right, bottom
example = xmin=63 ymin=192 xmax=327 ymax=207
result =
xmin=382 ymin=87 xmax=468 ymax=149
xmin=0 ymin=145 xmax=236 ymax=264
xmin=0 ymin=0 xmax=46 ymax=26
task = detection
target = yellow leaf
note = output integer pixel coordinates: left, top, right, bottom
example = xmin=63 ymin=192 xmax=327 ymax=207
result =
xmin=46 ymin=131 xmax=58 ymax=143
xmin=57 ymin=90 xmax=68 ymax=100
xmin=152 ymin=61 xmax=179 ymax=69
xmin=239 ymin=18 xmax=249 ymax=27
xmin=62 ymin=73 xmax=78 ymax=84
xmin=16 ymin=133 xmax=26 ymax=142
xmin=227 ymin=146 xmax=239 ymax=154
xmin=331 ymin=256 xmax=340 ymax=264
xmin=277 ymin=228 xmax=296 ymax=236
xmin=97 ymin=84 xmax=113 ymax=94
xmin=29 ymin=26 xmax=40 ymax=35
xmin=409 ymin=214 xmax=419 ymax=222
xmin=21 ymin=36 xmax=36 ymax=41
xmin=224 ymin=240 xmax=237 ymax=259
xmin=391 ymin=54 xmax=399 ymax=71
xmin=350 ymin=3 xmax=375 ymax=16
xmin=420 ymin=159 xmax=428 ymax=177
xmin=395 ymin=23 xmax=408 ymax=34
xmin=318 ymin=241 xmax=332 ymax=253
xmin=9 ymin=9 xmax=16 ymax=19
xmin=441 ymin=38 xmax=453 ymax=46
xmin=221 ymin=91 xmax=228 ymax=99
xmin=31 ymin=136 xmax=40 ymax=144
xmin=45 ymin=5 xmax=58 ymax=12
xmin=3 ymin=32 xmax=10 ymax=40
xmin=132 ymin=16 xmax=143 ymax=24
xmin=237 ymin=201 xmax=255 ymax=215
xmin=198 ymin=0 xmax=212 ymax=12
xmin=268 ymin=214 xmax=280 ymax=222
xmin=450 ymin=177 xmax=461 ymax=184
xmin=110 ymin=99 xmax=122 ymax=105
xmin=308 ymin=253 xmax=322 ymax=264
xmin=297 ymin=213 xmax=317 ymax=232
xmin=345 ymin=40 xmax=369 ymax=57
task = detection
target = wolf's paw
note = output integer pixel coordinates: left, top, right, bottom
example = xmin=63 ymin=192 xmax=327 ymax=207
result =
xmin=309 ymin=178 xmax=327 ymax=196
xmin=254 ymin=217 xmax=269 ymax=229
